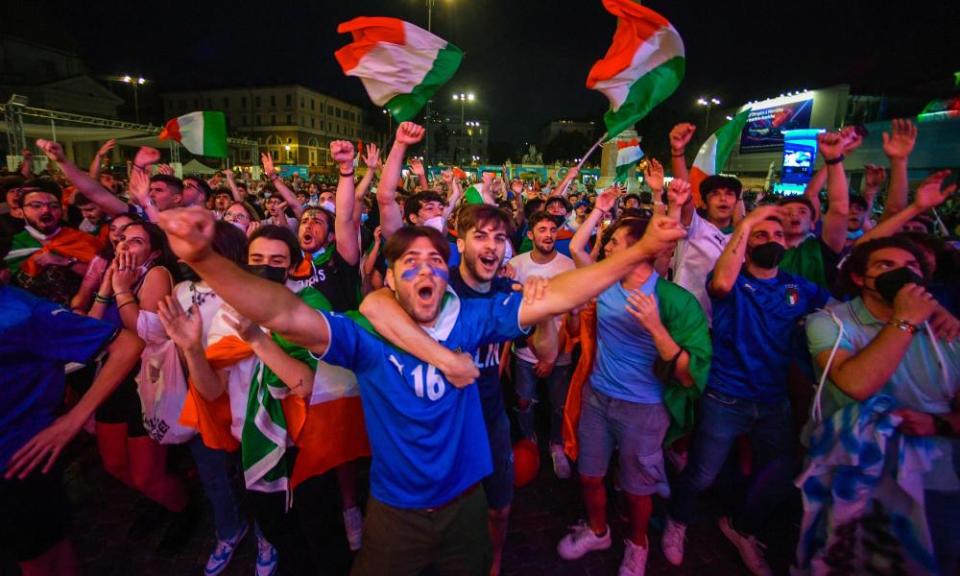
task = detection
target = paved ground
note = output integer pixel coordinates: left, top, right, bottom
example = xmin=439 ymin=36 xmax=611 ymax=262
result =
xmin=2 ymin=430 xmax=800 ymax=576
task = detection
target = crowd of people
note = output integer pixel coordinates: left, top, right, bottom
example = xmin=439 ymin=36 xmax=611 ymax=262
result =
xmin=1 ymin=116 xmax=958 ymax=576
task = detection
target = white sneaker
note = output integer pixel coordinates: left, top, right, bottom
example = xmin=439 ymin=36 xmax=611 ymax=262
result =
xmin=550 ymin=443 xmax=571 ymax=479
xmin=255 ymin=533 xmax=279 ymax=576
xmin=343 ymin=506 xmax=363 ymax=551
xmin=557 ymin=522 xmax=612 ymax=560
xmin=619 ymin=538 xmax=649 ymax=576
xmin=661 ymin=517 xmax=686 ymax=566
xmin=718 ymin=517 xmax=772 ymax=576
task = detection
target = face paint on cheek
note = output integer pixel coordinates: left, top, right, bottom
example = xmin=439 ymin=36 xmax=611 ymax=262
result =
xmin=400 ymin=263 xmax=450 ymax=282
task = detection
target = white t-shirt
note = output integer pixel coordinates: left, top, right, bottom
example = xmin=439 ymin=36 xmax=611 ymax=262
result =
xmin=508 ymin=250 xmax=576 ymax=365
xmin=670 ymin=210 xmax=731 ymax=324
xmin=174 ymin=281 xmax=223 ymax=348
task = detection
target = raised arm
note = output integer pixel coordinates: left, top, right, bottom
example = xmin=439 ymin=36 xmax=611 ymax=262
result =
xmin=856 ymin=170 xmax=956 ymax=246
xmin=881 ymin=119 xmax=917 ymax=219
xmin=668 ymin=123 xmax=695 ymax=184
xmin=157 ymin=207 xmax=330 ymax=353
xmin=551 ymin=167 xmax=579 ymax=198
xmin=708 ymin=205 xmax=780 ymax=298
xmin=359 ymin=288 xmax=480 ymax=387
xmin=665 ymin=178 xmax=692 ymax=223
xmin=803 ymin=167 xmax=828 ymax=220
xmin=331 ymin=141 xmax=360 ymax=266
xmin=518 ymin=214 xmax=686 ymax=327
xmin=223 ymin=169 xmax=243 ymax=202
xmin=570 ymin=185 xmax=620 ymax=267
xmin=441 ymin=170 xmax=463 ymax=221
xmin=261 ymin=152 xmax=303 ymax=218
xmin=89 ymin=139 xmax=116 ymax=179
xmin=36 ymin=139 xmax=129 ymax=216
xmin=817 ymin=131 xmax=851 ymax=254
xmin=860 ymin=164 xmax=886 ymax=229
xmin=409 ymin=157 xmax=429 ymax=191
xmin=378 ymin=122 xmax=424 ymax=237
xmin=354 ymin=143 xmax=380 ymax=227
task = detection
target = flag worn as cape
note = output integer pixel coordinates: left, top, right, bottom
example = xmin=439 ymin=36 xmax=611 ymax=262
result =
xmin=563 ymin=278 xmax=712 ymax=460
xmin=5 ymin=227 xmax=102 ymax=277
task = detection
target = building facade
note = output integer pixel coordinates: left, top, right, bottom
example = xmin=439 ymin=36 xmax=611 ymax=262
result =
xmin=427 ymin=113 xmax=489 ymax=165
xmin=161 ymin=85 xmax=381 ymax=170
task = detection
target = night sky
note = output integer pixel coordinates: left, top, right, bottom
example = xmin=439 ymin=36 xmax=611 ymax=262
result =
xmin=7 ymin=0 xmax=959 ymax=148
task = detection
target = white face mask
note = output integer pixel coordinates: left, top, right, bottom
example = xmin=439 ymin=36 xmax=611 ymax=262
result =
xmin=423 ymin=215 xmax=446 ymax=233
xmin=320 ymin=201 xmax=336 ymax=214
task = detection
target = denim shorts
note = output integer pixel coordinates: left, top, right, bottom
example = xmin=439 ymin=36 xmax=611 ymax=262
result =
xmin=577 ymin=385 xmax=670 ymax=497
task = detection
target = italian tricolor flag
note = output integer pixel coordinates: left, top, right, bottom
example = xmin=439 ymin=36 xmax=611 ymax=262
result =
xmin=587 ymin=0 xmax=685 ymax=139
xmin=159 ymin=111 xmax=228 ymax=158
xmin=336 ymin=17 xmax=463 ymax=122
xmin=689 ymin=109 xmax=750 ymax=206
xmin=614 ymin=137 xmax=644 ymax=183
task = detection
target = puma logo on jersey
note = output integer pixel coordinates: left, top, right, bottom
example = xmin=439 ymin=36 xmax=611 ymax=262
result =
xmin=388 ymin=355 xmax=405 ymax=375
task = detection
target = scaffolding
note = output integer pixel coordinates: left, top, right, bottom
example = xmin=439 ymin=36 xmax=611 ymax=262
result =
xmin=1 ymin=95 xmax=258 ymax=165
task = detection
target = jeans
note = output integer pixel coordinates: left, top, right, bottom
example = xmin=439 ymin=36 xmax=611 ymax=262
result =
xmin=514 ymin=357 xmax=573 ymax=445
xmin=668 ymin=388 xmax=795 ymax=536
xmin=188 ymin=436 xmax=243 ymax=541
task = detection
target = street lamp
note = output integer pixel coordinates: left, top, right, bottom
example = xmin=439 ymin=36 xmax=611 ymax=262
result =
xmin=696 ymin=96 xmax=721 ymax=134
xmin=452 ymin=93 xmax=475 ymax=163
xmin=122 ymin=75 xmax=147 ymax=122
xmin=382 ymin=108 xmax=393 ymax=138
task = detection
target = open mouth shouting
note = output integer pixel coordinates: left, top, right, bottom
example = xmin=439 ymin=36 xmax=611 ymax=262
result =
xmin=415 ymin=279 xmax=437 ymax=304
xmin=477 ymin=252 xmax=499 ymax=274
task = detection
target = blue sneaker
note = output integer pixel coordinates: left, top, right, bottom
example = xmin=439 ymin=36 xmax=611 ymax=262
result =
xmin=204 ymin=522 xmax=249 ymax=576
xmin=256 ymin=534 xmax=279 ymax=576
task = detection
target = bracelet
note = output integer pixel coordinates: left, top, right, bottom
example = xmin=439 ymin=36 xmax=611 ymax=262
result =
xmin=133 ymin=163 xmax=147 ymax=172
xmin=114 ymin=290 xmax=131 ymax=297
xmin=824 ymin=154 xmax=845 ymax=165
xmin=268 ymin=173 xmax=279 ymax=181
xmin=887 ymin=318 xmax=919 ymax=334
xmin=339 ymin=170 xmax=355 ymax=178
xmin=671 ymin=152 xmax=685 ymax=158
xmin=117 ymin=297 xmax=138 ymax=310
xmin=94 ymin=293 xmax=114 ymax=304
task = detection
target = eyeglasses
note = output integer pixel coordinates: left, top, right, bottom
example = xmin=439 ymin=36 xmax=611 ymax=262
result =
xmin=23 ymin=201 xmax=61 ymax=210
xmin=224 ymin=212 xmax=250 ymax=222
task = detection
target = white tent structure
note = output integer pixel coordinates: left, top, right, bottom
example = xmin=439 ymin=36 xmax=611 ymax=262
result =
xmin=182 ymin=158 xmax=218 ymax=175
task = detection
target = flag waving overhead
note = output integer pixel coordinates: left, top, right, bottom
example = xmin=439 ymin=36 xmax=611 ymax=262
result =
xmin=159 ymin=111 xmax=228 ymax=158
xmin=614 ymin=137 xmax=644 ymax=183
xmin=335 ymin=17 xmax=463 ymax=122
xmin=689 ymin=109 xmax=750 ymax=206
xmin=587 ymin=0 xmax=685 ymax=139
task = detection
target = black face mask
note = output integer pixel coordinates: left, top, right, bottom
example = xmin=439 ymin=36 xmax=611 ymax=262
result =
xmin=868 ymin=267 xmax=924 ymax=305
xmin=249 ymin=264 xmax=288 ymax=285
xmin=749 ymin=242 xmax=786 ymax=269
xmin=178 ymin=261 xmax=200 ymax=282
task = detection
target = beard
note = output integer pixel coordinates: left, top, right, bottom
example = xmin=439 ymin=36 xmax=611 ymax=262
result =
xmin=25 ymin=212 xmax=60 ymax=235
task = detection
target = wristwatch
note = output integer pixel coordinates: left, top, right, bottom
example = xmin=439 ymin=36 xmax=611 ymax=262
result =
xmin=888 ymin=318 xmax=919 ymax=334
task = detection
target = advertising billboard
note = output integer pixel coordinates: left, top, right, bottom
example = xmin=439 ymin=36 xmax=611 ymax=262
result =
xmin=740 ymin=98 xmax=814 ymax=152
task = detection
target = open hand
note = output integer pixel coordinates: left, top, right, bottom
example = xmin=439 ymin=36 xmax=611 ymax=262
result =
xmin=157 ymin=295 xmax=203 ymax=351
xmin=882 ymin=119 xmax=917 ymax=160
